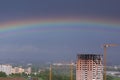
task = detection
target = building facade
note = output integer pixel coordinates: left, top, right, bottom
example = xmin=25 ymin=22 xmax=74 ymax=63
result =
xmin=0 ymin=64 xmax=31 ymax=75
xmin=0 ymin=64 xmax=12 ymax=75
xmin=25 ymin=67 xmax=31 ymax=74
xmin=76 ymin=54 xmax=103 ymax=80
xmin=12 ymin=67 xmax=25 ymax=74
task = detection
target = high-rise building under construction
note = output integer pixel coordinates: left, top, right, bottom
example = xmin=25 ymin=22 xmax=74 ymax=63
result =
xmin=76 ymin=54 xmax=103 ymax=80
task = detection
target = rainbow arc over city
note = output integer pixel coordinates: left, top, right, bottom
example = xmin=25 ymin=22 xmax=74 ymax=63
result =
xmin=0 ymin=17 xmax=120 ymax=37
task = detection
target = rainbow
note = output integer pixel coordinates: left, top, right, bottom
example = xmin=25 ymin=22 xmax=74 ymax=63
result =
xmin=0 ymin=17 xmax=120 ymax=38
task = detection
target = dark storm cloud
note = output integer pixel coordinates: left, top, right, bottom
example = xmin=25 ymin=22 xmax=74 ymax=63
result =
xmin=0 ymin=0 xmax=120 ymax=21
xmin=0 ymin=0 xmax=120 ymax=64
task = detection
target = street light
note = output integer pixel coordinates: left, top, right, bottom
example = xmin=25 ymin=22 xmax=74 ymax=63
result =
xmin=103 ymin=44 xmax=118 ymax=80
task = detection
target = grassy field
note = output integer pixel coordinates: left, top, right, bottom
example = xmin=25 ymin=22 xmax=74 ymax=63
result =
xmin=113 ymin=77 xmax=120 ymax=80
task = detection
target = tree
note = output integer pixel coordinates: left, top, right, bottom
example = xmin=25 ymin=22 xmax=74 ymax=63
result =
xmin=0 ymin=71 xmax=7 ymax=77
xmin=106 ymin=75 xmax=113 ymax=80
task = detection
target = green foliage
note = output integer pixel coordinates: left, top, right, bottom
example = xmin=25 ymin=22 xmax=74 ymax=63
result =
xmin=37 ymin=70 xmax=49 ymax=80
xmin=104 ymin=75 xmax=120 ymax=80
xmin=0 ymin=71 xmax=7 ymax=77
xmin=112 ymin=77 xmax=120 ymax=80
xmin=106 ymin=75 xmax=114 ymax=80
xmin=9 ymin=72 xmax=28 ymax=78
xmin=26 ymin=69 xmax=72 ymax=80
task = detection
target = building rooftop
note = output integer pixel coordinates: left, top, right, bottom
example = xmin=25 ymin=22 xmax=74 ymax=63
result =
xmin=0 ymin=78 xmax=25 ymax=80
xmin=77 ymin=54 xmax=102 ymax=62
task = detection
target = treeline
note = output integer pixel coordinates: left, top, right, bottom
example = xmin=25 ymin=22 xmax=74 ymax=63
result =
xmin=0 ymin=70 xmax=75 ymax=80
xmin=0 ymin=71 xmax=120 ymax=80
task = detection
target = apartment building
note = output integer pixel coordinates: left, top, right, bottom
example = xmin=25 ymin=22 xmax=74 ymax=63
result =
xmin=0 ymin=64 xmax=12 ymax=75
xmin=76 ymin=54 xmax=103 ymax=80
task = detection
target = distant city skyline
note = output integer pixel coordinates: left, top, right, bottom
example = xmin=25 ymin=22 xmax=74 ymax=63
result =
xmin=0 ymin=0 xmax=120 ymax=65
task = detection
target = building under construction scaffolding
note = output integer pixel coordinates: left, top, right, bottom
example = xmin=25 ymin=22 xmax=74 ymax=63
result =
xmin=76 ymin=54 xmax=103 ymax=80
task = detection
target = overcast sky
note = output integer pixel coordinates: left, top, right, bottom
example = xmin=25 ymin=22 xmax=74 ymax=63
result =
xmin=0 ymin=0 xmax=120 ymax=65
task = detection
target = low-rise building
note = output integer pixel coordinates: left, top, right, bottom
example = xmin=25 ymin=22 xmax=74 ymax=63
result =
xmin=0 ymin=64 xmax=31 ymax=75
xmin=0 ymin=64 xmax=12 ymax=75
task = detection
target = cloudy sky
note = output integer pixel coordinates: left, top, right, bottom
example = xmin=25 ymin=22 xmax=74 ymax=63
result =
xmin=0 ymin=0 xmax=120 ymax=65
